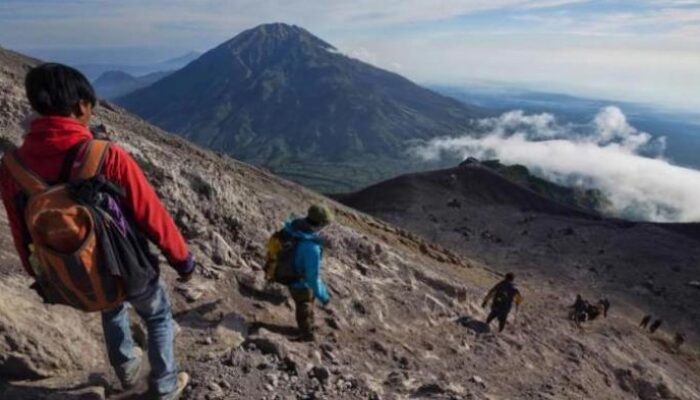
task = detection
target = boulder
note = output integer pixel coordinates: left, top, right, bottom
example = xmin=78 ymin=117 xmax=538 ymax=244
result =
xmin=211 ymin=231 xmax=234 ymax=265
xmin=0 ymin=278 xmax=103 ymax=380
xmin=215 ymin=313 xmax=249 ymax=348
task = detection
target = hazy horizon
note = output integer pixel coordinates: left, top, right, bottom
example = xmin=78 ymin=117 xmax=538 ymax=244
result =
xmin=2 ymin=1 xmax=700 ymax=113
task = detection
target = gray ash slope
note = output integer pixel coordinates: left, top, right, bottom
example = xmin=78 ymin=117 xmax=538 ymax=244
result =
xmin=117 ymin=23 xmax=483 ymax=192
xmin=1 ymin=46 xmax=700 ymax=400
xmin=337 ymin=160 xmax=700 ymax=346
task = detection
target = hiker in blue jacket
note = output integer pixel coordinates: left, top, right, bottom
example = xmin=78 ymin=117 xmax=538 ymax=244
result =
xmin=285 ymin=204 xmax=333 ymax=341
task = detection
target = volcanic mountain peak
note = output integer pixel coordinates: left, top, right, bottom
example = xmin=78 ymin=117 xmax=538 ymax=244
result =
xmin=118 ymin=23 xmax=481 ymax=192
xmin=187 ymin=22 xmax=338 ymax=77
xmin=222 ymin=22 xmax=335 ymax=52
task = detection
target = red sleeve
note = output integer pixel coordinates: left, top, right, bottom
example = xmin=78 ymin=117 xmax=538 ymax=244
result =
xmin=102 ymin=145 xmax=190 ymax=268
xmin=0 ymin=163 xmax=34 ymax=277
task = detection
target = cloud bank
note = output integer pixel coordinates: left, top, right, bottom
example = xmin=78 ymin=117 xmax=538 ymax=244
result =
xmin=412 ymin=106 xmax=700 ymax=222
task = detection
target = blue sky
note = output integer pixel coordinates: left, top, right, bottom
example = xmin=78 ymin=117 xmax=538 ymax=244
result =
xmin=1 ymin=0 xmax=700 ymax=110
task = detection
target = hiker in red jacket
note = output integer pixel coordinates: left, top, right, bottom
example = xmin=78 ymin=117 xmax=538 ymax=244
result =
xmin=0 ymin=63 xmax=191 ymax=399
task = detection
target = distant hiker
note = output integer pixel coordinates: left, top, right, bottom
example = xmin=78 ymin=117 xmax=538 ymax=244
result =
xmin=571 ymin=294 xmax=585 ymax=311
xmin=482 ymin=272 xmax=522 ymax=332
xmin=265 ymin=204 xmax=333 ymax=341
xmin=649 ymin=319 xmax=663 ymax=334
xmin=569 ymin=294 xmax=589 ymax=326
xmin=585 ymin=303 xmax=603 ymax=321
xmin=673 ymin=332 xmax=685 ymax=350
xmin=640 ymin=315 xmax=652 ymax=329
xmin=600 ymin=298 xmax=611 ymax=317
xmin=0 ymin=63 xmax=192 ymax=399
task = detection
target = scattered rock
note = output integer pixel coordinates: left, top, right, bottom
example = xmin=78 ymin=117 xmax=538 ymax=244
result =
xmin=447 ymin=198 xmax=461 ymax=208
xmin=207 ymin=381 xmax=225 ymax=399
xmin=48 ymin=386 xmax=105 ymax=400
xmin=412 ymin=382 xmax=447 ymax=397
xmin=472 ymin=375 xmax=485 ymax=386
xmin=211 ymin=231 xmax=234 ymax=265
xmin=175 ymin=280 xmax=209 ymax=302
xmin=310 ymin=365 xmax=331 ymax=384
xmin=244 ymin=329 xmax=289 ymax=360
xmin=215 ymin=312 xmax=249 ymax=348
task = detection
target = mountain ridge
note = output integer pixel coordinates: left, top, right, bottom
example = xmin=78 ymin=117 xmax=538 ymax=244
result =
xmin=93 ymin=70 xmax=171 ymax=99
xmin=337 ymin=160 xmax=700 ymax=344
xmin=118 ymin=23 xmax=483 ymax=192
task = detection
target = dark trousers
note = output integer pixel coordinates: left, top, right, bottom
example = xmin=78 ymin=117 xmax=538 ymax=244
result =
xmin=290 ymin=287 xmax=315 ymax=335
xmin=486 ymin=307 xmax=510 ymax=332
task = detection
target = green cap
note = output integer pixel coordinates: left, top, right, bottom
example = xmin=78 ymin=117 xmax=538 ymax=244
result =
xmin=307 ymin=204 xmax=334 ymax=227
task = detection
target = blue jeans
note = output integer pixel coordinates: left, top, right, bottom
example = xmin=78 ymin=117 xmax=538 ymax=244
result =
xmin=101 ymin=281 xmax=178 ymax=395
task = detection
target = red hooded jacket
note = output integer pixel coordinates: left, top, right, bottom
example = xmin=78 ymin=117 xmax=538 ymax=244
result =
xmin=0 ymin=116 xmax=192 ymax=277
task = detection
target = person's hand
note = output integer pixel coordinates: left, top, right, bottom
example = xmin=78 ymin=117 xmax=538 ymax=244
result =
xmin=29 ymin=281 xmax=45 ymax=300
xmin=174 ymin=253 xmax=195 ymax=283
xmin=177 ymin=269 xmax=194 ymax=283
xmin=29 ymin=281 xmax=54 ymax=304
xmin=320 ymin=293 xmax=331 ymax=307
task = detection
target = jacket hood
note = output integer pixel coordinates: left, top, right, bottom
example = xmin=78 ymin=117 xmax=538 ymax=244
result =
xmin=20 ymin=116 xmax=93 ymax=158
xmin=284 ymin=218 xmax=321 ymax=242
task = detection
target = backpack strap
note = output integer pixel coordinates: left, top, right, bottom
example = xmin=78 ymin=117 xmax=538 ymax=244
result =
xmin=56 ymin=141 xmax=89 ymax=184
xmin=1 ymin=152 xmax=48 ymax=196
xmin=75 ymin=140 xmax=110 ymax=180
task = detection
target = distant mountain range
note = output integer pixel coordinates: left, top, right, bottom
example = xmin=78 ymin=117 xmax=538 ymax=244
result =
xmin=118 ymin=23 xmax=483 ymax=192
xmin=93 ymin=70 xmax=171 ymax=99
xmin=76 ymin=51 xmax=201 ymax=81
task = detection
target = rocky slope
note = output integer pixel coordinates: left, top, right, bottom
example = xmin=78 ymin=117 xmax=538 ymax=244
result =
xmin=117 ymin=23 xmax=482 ymax=192
xmin=1 ymin=46 xmax=700 ymax=400
xmin=336 ymin=160 xmax=700 ymax=346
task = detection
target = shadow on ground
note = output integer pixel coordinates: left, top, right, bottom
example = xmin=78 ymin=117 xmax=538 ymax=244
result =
xmin=456 ymin=315 xmax=491 ymax=334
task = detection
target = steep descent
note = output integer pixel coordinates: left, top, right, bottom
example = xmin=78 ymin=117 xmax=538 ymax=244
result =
xmin=337 ymin=160 xmax=700 ymax=345
xmin=2 ymin=47 xmax=699 ymax=400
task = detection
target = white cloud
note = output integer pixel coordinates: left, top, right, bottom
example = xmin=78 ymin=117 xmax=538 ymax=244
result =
xmin=341 ymin=47 xmax=379 ymax=65
xmin=411 ymin=107 xmax=700 ymax=223
xmin=477 ymin=110 xmax=560 ymax=138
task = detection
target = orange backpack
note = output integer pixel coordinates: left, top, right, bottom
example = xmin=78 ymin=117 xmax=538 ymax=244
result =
xmin=2 ymin=140 xmax=127 ymax=311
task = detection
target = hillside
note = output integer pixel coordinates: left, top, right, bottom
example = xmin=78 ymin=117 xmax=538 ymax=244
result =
xmin=2 ymin=47 xmax=700 ymax=400
xmin=93 ymin=70 xmax=171 ymax=99
xmin=118 ymin=23 xmax=482 ymax=192
xmin=337 ymin=160 xmax=700 ymax=346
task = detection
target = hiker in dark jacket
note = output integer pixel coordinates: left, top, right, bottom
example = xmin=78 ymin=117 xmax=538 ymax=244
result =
xmin=649 ymin=319 xmax=663 ymax=334
xmin=673 ymin=332 xmax=685 ymax=351
xmin=0 ymin=64 xmax=191 ymax=399
xmin=482 ymin=272 xmax=522 ymax=332
xmin=278 ymin=205 xmax=333 ymax=341
xmin=600 ymin=298 xmax=611 ymax=317
xmin=569 ymin=294 xmax=592 ymax=327
xmin=640 ymin=315 xmax=652 ymax=329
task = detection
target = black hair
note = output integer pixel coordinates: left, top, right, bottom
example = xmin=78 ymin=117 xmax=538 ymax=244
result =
xmin=505 ymin=272 xmax=515 ymax=281
xmin=25 ymin=63 xmax=96 ymax=116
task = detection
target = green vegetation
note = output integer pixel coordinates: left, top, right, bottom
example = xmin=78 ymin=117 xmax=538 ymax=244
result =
xmin=481 ymin=159 xmax=610 ymax=213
